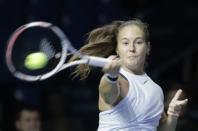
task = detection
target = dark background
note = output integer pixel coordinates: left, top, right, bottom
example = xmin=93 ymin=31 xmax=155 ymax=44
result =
xmin=0 ymin=0 xmax=198 ymax=130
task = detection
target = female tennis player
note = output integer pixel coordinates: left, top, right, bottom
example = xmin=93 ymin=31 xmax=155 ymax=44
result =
xmin=70 ymin=19 xmax=188 ymax=131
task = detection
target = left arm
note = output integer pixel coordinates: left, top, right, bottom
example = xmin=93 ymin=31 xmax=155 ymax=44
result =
xmin=157 ymin=112 xmax=178 ymax=131
xmin=157 ymin=89 xmax=188 ymax=131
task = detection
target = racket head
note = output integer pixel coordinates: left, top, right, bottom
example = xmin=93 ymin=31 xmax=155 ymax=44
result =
xmin=5 ymin=21 xmax=71 ymax=81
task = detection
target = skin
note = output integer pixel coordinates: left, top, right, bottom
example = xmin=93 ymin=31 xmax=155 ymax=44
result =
xmin=99 ymin=24 xmax=150 ymax=110
xmin=98 ymin=23 xmax=188 ymax=131
xmin=116 ymin=25 xmax=150 ymax=75
xmin=15 ymin=110 xmax=41 ymax=131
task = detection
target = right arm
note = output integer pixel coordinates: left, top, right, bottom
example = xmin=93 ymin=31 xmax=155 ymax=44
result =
xmin=99 ymin=56 xmax=122 ymax=105
xmin=99 ymin=74 xmax=120 ymax=105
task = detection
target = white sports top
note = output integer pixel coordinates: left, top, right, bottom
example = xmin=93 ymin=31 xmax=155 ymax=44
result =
xmin=98 ymin=68 xmax=164 ymax=131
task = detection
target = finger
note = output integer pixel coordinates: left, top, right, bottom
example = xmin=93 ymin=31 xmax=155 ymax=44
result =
xmin=171 ymin=89 xmax=183 ymax=102
xmin=107 ymin=55 xmax=118 ymax=60
xmin=110 ymin=59 xmax=121 ymax=71
xmin=103 ymin=61 xmax=112 ymax=72
xmin=102 ymin=58 xmax=121 ymax=74
xmin=168 ymin=105 xmax=182 ymax=112
xmin=176 ymin=99 xmax=188 ymax=105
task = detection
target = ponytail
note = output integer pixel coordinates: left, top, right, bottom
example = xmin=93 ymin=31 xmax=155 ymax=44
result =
xmin=69 ymin=21 xmax=123 ymax=79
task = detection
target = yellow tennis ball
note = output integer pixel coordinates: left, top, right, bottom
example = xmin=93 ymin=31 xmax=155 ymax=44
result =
xmin=24 ymin=52 xmax=48 ymax=70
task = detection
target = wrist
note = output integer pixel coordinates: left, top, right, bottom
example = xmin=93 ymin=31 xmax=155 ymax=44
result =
xmin=104 ymin=73 xmax=118 ymax=83
xmin=167 ymin=114 xmax=179 ymax=121
xmin=167 ymin=112 xmax=179 ymax=119
xmin=167 ymin=107 xmax=180 ymax=118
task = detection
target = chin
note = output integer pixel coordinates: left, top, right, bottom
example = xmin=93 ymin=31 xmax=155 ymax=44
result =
xmin=126 ymin=64 xmax=137 ymax=70
xmin=126 ymin=61 xmax=142 ymax=70
xmin=128 ymin=61 xmax=138 ymax=66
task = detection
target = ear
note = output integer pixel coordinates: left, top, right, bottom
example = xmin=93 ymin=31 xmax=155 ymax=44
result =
xmin=146 ymin=42 xmax=151 ymax=55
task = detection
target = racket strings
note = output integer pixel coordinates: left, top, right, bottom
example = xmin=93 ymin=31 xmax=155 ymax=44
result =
xmin=39 ymin=38 xmax=59 ymax=59
xmin=38 ymin=37 xmax=76 ymax=60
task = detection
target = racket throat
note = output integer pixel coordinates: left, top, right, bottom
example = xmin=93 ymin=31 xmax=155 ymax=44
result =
xmin=84 ymin=56 xmax=109 ymax=67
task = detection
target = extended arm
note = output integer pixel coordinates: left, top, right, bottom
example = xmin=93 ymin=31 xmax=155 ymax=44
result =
xmin=99 ymin=56 xmax=121 ymax=105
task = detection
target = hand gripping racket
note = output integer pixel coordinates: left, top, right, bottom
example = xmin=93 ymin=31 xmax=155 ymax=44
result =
xmin=5 ymin=21 xmax=109 ymax=81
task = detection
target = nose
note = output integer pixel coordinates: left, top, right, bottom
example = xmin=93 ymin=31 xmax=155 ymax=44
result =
xmin=129 ymin=43 xmax=135 ymax=52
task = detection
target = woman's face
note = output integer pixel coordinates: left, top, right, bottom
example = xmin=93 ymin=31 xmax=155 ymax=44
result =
xmin=117 ymin=25 xmax=150 ymax=73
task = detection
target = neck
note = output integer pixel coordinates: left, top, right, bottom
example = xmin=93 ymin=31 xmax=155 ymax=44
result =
xmin=122 ymin=65 xmax=145 ymax=75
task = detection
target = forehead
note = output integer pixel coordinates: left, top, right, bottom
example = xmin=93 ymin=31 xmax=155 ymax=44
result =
xmin=20 ymin=110 xmax=39 ymax=118
xmin=118 ymin=25 xmax=144 ymax=39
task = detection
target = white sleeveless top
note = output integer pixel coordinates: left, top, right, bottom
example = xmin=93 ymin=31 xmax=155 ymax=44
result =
xmin=98 ymin=68 xmax=164 ymax=131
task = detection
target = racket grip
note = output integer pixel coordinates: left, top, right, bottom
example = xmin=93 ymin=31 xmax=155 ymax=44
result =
xmin=87 ymin=56 xmax=110 ymax=67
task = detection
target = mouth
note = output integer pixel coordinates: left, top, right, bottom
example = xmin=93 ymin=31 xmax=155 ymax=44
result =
xmin=128 ymin=56 xmax=138 ymax=58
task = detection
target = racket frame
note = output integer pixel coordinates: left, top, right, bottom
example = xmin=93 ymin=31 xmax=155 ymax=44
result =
xmin=6 ymin=22 xmax=68 ymax=81
xmin=6 ymin=21 xmax=109 ymax=81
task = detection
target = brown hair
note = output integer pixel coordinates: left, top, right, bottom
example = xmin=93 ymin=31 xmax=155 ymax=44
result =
xmin=69 ymin=19 xmax=149 ymax=79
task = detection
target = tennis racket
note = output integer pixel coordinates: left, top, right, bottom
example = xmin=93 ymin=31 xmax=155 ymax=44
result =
xmin=6 ymin=21 xmax=110 ymax=81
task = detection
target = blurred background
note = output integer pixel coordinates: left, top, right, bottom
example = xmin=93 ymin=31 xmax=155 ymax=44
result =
xmin=0 ymin=0 xmax=198 ymax=131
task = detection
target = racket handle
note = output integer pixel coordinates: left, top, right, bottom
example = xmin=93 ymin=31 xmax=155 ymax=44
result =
xmin=87 ymin=56 xmax=110 ymax=67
